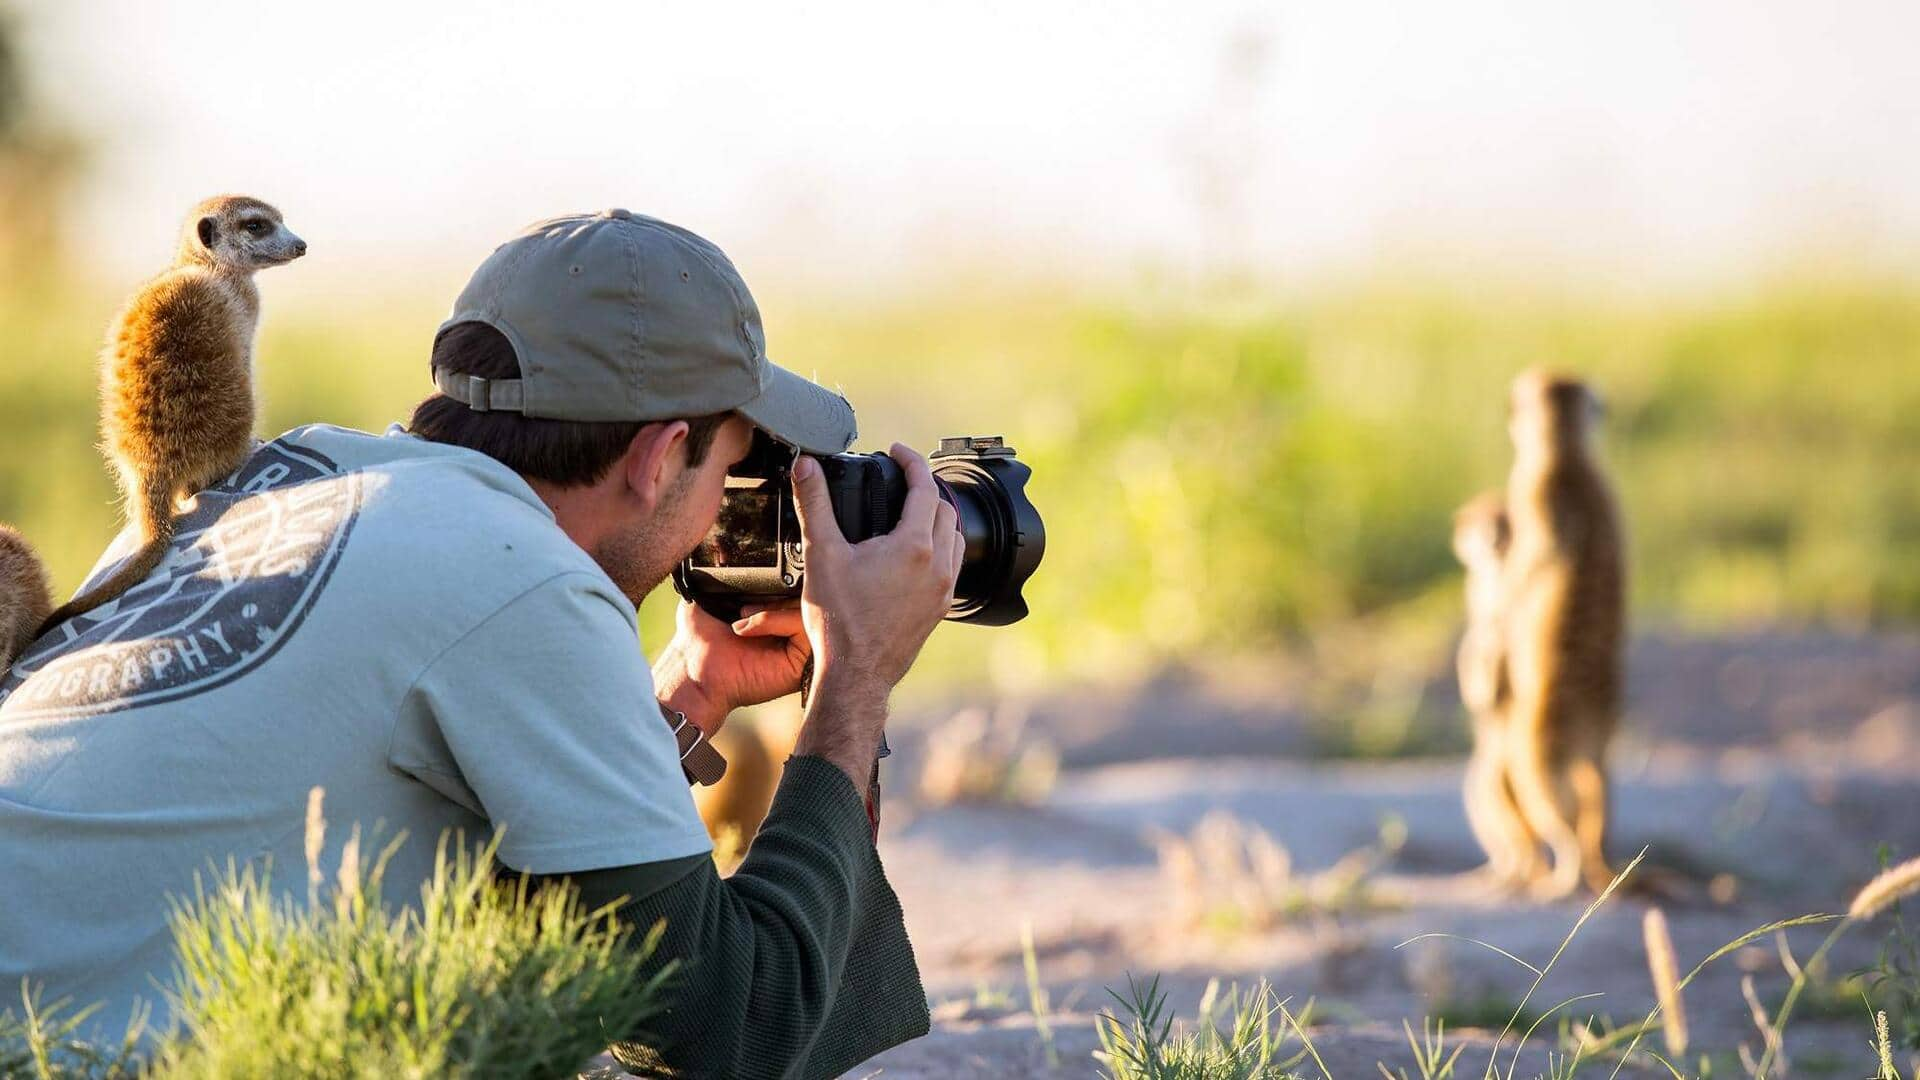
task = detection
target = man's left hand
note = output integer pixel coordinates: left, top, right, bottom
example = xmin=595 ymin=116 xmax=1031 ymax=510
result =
xmin=652 ymin=600 xmax=810 ymax=734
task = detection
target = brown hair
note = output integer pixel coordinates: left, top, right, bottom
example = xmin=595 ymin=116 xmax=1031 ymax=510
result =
xmin=409 ymin=321 xmax=728 ymax=488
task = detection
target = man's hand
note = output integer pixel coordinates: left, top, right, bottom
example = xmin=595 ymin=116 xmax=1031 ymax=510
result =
xmin=652 ymin=600 xmax=811 ymax=734
xmin=768 ymin=443 xmax=964 ymax=791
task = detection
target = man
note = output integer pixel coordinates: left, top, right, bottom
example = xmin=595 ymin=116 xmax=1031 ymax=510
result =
xmin=0 ymin=210 xmax=954 ymax=1076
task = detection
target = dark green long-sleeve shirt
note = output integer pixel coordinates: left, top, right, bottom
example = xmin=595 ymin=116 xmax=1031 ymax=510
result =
xmin=522 ymin=755 xmax=928 ymax=1079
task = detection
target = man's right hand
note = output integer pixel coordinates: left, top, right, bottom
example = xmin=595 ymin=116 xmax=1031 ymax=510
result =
xmin=739 ymin=442 xmax=963 ymax=792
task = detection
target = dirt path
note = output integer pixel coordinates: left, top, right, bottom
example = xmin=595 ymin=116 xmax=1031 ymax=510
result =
xmin=852 ymin=631 xmax=1920 ymax=1078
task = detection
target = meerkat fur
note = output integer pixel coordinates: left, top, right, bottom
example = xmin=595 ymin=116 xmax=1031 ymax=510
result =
xmin=693 ymin=720 xmax=783 ymax=847
xmin=1499 ymin=368 xmax=1626 ymax=899
xmin=38 ymin=195 xmax=304 ymax=635
xmin=1452 ymin=489 xmax=1540 ymax=889
xmin=0 ymin=525 xmax=53 ymax=675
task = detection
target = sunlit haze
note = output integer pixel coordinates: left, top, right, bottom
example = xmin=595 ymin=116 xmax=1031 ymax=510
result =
xmin=23 ymin=0 xmax=1920 ymax=296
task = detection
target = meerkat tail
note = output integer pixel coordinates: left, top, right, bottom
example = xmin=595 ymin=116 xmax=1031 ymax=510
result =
xmin=38 ymin=536 xmax=171 ymax=635
xmin=37 ymin=486 xmax=178 ymax=635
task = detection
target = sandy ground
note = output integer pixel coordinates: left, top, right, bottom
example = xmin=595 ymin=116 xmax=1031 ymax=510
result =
xmin=596 ymin=630 xmax=1920 ymax=1079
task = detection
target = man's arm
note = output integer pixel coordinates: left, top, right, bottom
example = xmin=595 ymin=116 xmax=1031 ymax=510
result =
xmin=521 ymin=753 xmax=925 ymax=1080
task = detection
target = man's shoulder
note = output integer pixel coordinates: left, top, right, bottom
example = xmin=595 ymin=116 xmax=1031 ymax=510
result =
xmin=275 ymin=424 xmax=628 ymax=621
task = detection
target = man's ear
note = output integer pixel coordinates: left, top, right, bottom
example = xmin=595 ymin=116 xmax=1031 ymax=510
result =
xmin=621 ymin=420 xmax=692 ymax=512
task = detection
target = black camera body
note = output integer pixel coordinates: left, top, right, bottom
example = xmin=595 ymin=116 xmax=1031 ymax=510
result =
xmin=673 ymin=435 xmax=1044 ymax=626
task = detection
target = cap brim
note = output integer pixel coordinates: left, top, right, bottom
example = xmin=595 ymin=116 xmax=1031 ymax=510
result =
xmin=736 ymin=361 xmax=858 ymax=455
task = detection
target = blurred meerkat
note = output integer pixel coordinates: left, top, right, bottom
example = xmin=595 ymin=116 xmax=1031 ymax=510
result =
xmin=693 ymin=721 xmax=783 ymax=849
xmin=39 ymin=196 xmax=305 ymax=634
xmin=1451 ymin=490 xmax=1540 ymax=888
xmin=0 ymin=525 xmax=53 ymax=673
xmin=1500 ymin=369 xmax=1626 ymax=898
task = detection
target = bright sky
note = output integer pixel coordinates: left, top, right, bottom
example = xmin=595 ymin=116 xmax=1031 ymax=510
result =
xmin=24 ymin=0 xmax=1920 ymax=294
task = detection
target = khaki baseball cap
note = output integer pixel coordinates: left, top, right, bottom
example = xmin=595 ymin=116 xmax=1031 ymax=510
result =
xmin=433 ymin=209 xmax=856 ymax=454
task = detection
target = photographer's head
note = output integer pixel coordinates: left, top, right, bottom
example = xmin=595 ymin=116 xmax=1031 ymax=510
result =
xmin=411 ymin=321 xmax=755 ymax=601
xmin=408 ymin=210 xmax=856 ymax=601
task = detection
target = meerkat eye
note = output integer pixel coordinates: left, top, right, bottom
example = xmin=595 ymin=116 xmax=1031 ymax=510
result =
xmin=244 ymin=220 xmax=269 ymax=236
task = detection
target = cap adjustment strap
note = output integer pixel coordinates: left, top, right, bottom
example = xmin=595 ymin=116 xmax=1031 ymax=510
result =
xmin=433 ymin=368 xmax=526 ymax=413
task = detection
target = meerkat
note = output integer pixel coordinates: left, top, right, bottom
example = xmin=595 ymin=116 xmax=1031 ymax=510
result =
xmin=1499 ymin=369 xmax=1626 ymax=899
xmin=0 ymin=525 xmax=53 ymax=674
xmin=693 ymin=720 xmax=783 ymax=849
xmin=38 ymin=195 xmax=305 ymax=634
xmin=1452 ymin=490 xmax=1540 ymax=889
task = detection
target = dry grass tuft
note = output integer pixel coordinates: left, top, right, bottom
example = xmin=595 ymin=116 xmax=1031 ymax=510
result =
xmin=917 ymin=704 xmax=1059 ymax=806
xmin=1642 ymin=907 xmax=1688 ymax=1057
xmin=1852 ymin=857 xmax=1920 ymax=922
xmin=1152 ymin=810 xmax=1403 ymax=933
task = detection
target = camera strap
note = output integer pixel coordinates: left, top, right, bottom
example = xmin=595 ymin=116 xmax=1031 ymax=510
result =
xmin=658 ymin=702 xmax=728 ymax=786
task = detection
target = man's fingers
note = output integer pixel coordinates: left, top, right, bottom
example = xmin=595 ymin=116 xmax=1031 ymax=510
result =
xmin=947 ymin=525 xmax=966 ymax=584
xmin=732 ymin=608 xmax=806 ymax=638
xmin=890 ymin=443 xmax=939 ymax=540
xmin=788 ymin=454 xmax=848 ymax=554
xmin=737 ymin=600 xmax=799 ymax=620
xmin=932 ymin=498 xmax=959 ymax=551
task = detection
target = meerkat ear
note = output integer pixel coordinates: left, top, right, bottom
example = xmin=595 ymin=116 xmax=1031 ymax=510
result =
xmin=197 ymin=217 xmax=217 ymax=248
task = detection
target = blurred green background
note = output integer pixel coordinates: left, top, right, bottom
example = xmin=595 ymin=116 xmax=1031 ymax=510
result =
xmin=3 ymin=3 xmax=1919 ymax=714
xmin=9 ymin=277 xmax=1920 ymax=704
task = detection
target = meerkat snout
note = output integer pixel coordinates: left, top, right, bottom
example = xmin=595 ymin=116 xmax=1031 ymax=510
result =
xmin=188 ymin=198 xmax=306 ymax=271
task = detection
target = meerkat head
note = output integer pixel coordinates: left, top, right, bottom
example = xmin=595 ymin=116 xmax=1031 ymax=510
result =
xmin=180 ymin=195 xmax=306 ymax=273
xmin=1452 ymin=490 xmax=1511 ymax=568
xmin=1508 ymin=368 xmax=1603 ymax=462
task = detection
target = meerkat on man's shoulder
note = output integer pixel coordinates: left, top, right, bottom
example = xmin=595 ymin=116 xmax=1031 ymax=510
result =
xmin=38 ymin=195 xmax=305 ymax=636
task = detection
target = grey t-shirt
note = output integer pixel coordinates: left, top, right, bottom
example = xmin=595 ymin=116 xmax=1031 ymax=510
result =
xmin=0 ymin=424 xmax=711 ymax=1040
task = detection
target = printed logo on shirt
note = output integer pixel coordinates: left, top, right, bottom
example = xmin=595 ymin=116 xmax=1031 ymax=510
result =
xmin=0 ymin=439 xmax=363 ymax=720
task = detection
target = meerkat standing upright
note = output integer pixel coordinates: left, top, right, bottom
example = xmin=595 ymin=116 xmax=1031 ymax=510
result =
xmin=1452 ymin=490 xmax=1540 ymax=889
xmin=1500 ymin=369 xmax=1626 ymax=899
xmin=38 ymin=195 xmax=305 ymax=634
xmin=0 ymin=525 xmax=53 ymax=674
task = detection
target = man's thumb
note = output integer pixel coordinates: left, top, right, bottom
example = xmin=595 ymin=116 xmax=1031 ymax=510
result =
xmin=789 ymin=455 xmax=846 ymax=549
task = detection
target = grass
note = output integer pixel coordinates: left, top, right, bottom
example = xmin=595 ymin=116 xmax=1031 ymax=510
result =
xmin=7 ymin=273 xmax=1920 ymax=709
xmin=916 ymin=704 xmax=1060 ymax=806
xmin=1154 ymin=811 xmax=1407 ymax=934
xmin=0 ymin=792 xmax=675 ymax=1078
xmin=1094 ymin=844 xmax=1920 ymax=1080
xmin=1095 ymin=974 xmax=1306 ymax=1080
xmin=0 ymin=985 xmax=142 ymax=1080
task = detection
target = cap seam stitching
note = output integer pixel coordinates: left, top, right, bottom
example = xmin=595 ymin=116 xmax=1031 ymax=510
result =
xmin=621 ymin=221 xmax=646 ymax=407
xmin=629 ymin=218 xmax=759 ymax=365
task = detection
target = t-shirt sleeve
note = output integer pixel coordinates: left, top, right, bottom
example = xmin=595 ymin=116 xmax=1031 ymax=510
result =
xmin=387 ymin=571 xmax=713 ymax=874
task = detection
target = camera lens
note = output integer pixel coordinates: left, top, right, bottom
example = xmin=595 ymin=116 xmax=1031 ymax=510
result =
xmin=929 ymin=437 xmax=1045 ymax=625
xmin=674 ymin=433 xmax=1043 ymax=626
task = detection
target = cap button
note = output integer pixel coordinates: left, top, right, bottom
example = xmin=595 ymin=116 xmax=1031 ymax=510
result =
xmin=600 ymin=208 xmax=632 ymax=220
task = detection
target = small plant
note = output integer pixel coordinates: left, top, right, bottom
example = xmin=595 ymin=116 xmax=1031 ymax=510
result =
xmin=1378 ymin=1018 xmax=1466 ymax=1080
xmin=1154 ymin=811 xmax=1405 ymax=934
xmin=0 ymin=983 xmax=145 ymax=1080
xmin=1095 ymin=974 xmax=1305 ymax=1080
xmin=1858 ymin=848 xmax=1920 ymax=1053
xmin=1022 ymin=919 xmax=1059 ymax=1068
xmin=152 ymin=788 xmax=677 ymax=1078
xmin=1427 ymin=994 xmax=1541 ymax=1035
xmin=916 ymin=704 xmax=1059 ymax=806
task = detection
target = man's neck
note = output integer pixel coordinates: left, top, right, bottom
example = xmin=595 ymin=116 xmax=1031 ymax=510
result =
xmin=525 ymin=477 xmax=609 ymax=554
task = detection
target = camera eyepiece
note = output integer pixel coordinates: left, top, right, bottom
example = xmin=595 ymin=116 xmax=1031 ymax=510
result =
xmin=672 ymin=434 xmax=1045 ymax=626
